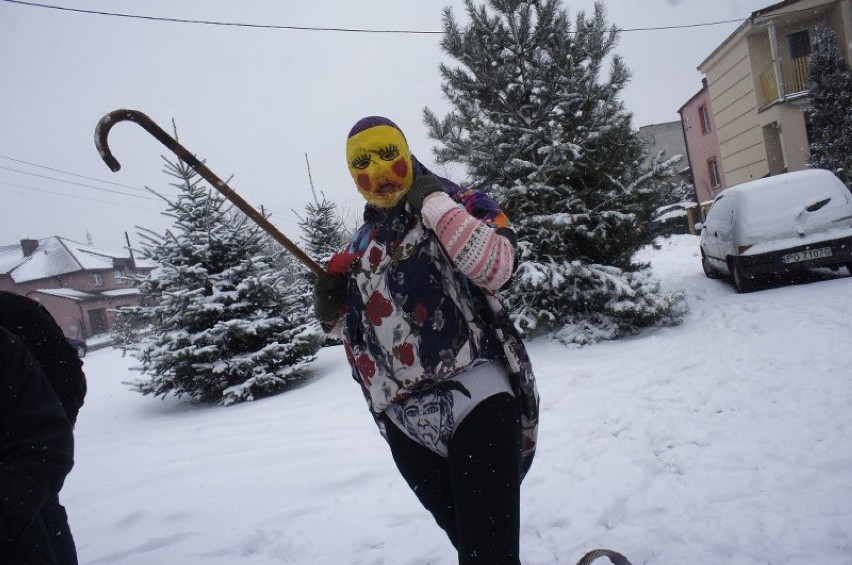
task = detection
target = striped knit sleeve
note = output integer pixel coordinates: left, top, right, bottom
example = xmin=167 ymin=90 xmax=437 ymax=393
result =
xmin=420 ymin=192 xmax=515 ymax=291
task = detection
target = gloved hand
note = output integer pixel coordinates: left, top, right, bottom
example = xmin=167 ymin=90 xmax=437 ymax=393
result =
xmin=325 ymin=251 xmax=360 ymax=276
xmin=406 ymin=175 xmax=444 ymax=214
xmin=313 ymin=272 xmax=347 ymax=324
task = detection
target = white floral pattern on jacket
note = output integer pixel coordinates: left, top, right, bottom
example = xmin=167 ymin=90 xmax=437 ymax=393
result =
xmin=337 ymin=189 xmax=539 ymax=465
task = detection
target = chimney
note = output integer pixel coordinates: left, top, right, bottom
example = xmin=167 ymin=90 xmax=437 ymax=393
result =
xmin=20 ymin=239 xmax=39 ymax=257
xmin=125 ymin=231 xmax=136 ymax=269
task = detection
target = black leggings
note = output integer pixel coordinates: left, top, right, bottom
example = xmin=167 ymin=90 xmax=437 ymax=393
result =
xmin=383 ymin=392 xmax=522 ymax=565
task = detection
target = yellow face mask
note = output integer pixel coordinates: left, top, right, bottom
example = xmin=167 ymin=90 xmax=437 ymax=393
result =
xmin=346 ymin=125 xmax=414 ymax=208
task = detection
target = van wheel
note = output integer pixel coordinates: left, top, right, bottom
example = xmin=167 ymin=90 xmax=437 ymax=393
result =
xmin=702 ymin=256 xmax=722 ymax=279
xmin=732 ymin=267 xmax=753 ymax=293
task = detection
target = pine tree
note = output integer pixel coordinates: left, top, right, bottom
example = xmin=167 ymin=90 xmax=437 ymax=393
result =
xmin=424 ymin=0 xmax=684 ymax=344
xmin=299 ymin=197 xmax=346 ymax=263
xmin=806 ymin=22 xmax=852 ymax=188
xmin=118 ymin=155 xmax=323 ymax=405
xmin=647 ymin=151 xmax=691 ymax=206
xmin=297 ymin=156 xmax=347 ymax=267
xmin=297 ymin=164 xmax=347 ymax=345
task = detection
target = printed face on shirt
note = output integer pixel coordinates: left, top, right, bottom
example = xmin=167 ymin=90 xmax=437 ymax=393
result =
xmin=401 ymin=392 xmax=452 ymax=451
xmin=346 ymin=125 xmax=414 ymax=208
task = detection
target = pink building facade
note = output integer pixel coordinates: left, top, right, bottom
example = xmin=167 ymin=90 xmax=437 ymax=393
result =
xmin=0 ymin=236 xmax=155 ymax=339
xmin=679 ymin=79 xmax=727 ymax=205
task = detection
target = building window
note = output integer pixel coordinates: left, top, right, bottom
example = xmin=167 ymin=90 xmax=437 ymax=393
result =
xmin=804 ymin=112 xmax=814 ymax=147
xmin=788 ymin=30 xmax=811 ymax=60
xmin=92 ymin=272 xmax=104 ymax=286
xmin=699 ymin=104 xmax=711 ymax=134
xmin=88 ymin=308 xmax=108 ymax=335
xmin=708 ymin=158 xmax=721 ymax=188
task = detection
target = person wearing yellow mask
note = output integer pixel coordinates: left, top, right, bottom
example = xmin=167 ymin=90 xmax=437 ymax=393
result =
xmin=345 ymin=119 xmax=414 ymax=209
xmin=314 ymin=116 xmax=539 ymax=565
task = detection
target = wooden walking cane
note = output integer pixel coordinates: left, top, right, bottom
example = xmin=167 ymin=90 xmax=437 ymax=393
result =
xmin=94 ymin=109 xmax=323 ymax=276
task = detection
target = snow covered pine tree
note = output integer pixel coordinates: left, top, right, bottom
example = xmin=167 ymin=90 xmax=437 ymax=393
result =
xmin=298 ymin=190 xmax=348 ymax=345
xmin=806 ymin=22 xmax=852 ymax=189
xmin=298 ymin=193 xmax=348 ymax=272
xmin=425 ymin=0 xmax=685 ymax=345
xmin=117 ymin=155 xmax=323 ymax=405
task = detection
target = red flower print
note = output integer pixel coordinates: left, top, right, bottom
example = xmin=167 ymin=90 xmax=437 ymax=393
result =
xmin=356 ymin=353 xmax=376 ymax=385
xmin=343 ymin=340 xmax=355 ymax=364
xmin=365 ymin=291 xmax=393 ymax=326
xmin=398 ymin=342 xmax=415 ymax=366
xmin=369 ymin=247 xmax=383 ymax=268
xmin=413 ymin=303 xmax=429 ymax=325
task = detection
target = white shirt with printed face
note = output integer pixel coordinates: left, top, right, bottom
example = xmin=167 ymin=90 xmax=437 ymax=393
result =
xmin=384 ymin=360 xmax=514 ymax=458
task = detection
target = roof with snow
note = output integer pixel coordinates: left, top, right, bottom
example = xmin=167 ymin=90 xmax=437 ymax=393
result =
xmin=101 ymin=288 xmax=142 ymax=297
xmin=33 ymin=288 xmax=99 ymax=301
xmin=32 ymin=287 xmax=141 ymax=301
xmin=0 ymin=236 xmax=156 ymax=284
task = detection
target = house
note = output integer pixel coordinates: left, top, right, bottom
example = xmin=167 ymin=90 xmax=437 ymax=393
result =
xmin=679 ymin=78 xmax=727 ymax=205
xmin=689 ymin=0 xmax=851 ymax=189
xmin=637 ymin=120 xmax=689 ymax=173
xmin=0 ymin=236 xmax=156 ymax=339
xmin=638 ymin=120 xmax=702 ymax=233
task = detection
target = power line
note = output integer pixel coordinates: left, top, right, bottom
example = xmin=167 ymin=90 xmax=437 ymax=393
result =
xmin=619 ymin=6 xmax=838 ymax=32
xmin=0 ymin=151 xmax=309 ymax=240
xmin=1 ymin=180 xmax=162 ymax=211
xmin=0 ymin=153 xmax=304 ymax=226
xmin=3 ymin=0 xmax=753 ymax=34
xmin=0 ymin=164 xmax=158 ymax=200
xmin=0 ymin=153 xmax=147 ymax=191
xmin=2 ymin=0 xmax=442 ymax=34
xmin=620 ymin=18 xmax=740 ymax=32
xmin=0 ymin=160 xmax=305 ymax=235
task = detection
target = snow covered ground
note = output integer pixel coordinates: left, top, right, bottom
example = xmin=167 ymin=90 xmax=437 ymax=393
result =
xmin=63 ymin=234 xmax=852 ymax=564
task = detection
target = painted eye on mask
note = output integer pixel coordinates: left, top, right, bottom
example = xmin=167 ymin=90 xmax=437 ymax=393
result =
xmin=351 ymin=154 xmax=372 ymax=170
xmin=377 ymin=145 xmax=399 ymax=161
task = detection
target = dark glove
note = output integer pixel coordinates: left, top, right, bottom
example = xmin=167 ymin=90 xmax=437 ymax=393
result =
xmin=406 ymin=175 xmax=444 ymax=214
xmin=313 ymin=273 xmax=347 ymax=324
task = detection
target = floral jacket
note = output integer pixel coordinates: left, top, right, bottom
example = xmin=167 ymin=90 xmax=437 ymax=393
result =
xmin=333 ymin=176 xmax=539 ymax=464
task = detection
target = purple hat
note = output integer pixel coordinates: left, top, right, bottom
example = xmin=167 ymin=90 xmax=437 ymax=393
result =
xmin=347 ymin=116 xmax=407 ymax=140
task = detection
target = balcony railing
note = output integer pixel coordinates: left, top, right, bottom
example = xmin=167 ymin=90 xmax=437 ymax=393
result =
xmin=757 ymin=56 xmax=810 ymax=107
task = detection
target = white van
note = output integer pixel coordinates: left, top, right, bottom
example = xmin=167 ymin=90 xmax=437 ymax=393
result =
xmin=698 ymin=169 xmax=852 ymax=292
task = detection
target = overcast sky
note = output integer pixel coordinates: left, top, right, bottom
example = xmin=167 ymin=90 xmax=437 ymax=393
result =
xmin=1 ymin=0 xmax=773 ymax=254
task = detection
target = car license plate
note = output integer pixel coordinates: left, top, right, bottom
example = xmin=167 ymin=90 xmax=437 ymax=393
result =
xmin=781 ymin=247 xmax=833 ymax=264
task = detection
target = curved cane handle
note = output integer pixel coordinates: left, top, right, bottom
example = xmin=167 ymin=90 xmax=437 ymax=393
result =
xmin=95 ymin=109 xmax=323 ymax=275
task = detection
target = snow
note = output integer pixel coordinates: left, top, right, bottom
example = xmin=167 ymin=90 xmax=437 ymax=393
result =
xmin=34 ymin=288 xmax=96 ymax=301
xmin=653 ymin=202 xmax=695 ymax=224
xmin=745 ymin=225 xmax=852 ymax=255
xmin=4 ymin=237 xmax=83 ymax=283
xmin=723 ymin=169 xmax=852 ymax=242
xmin=653 ymin=208 xmax=687 ymax=223
xmin=63 ymin=234 xmax=852 ymax=564
xmin=0 ymin=236 xmax=156 ymax=284
xmin=100 ymin=288 xmax=142 ymax=298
